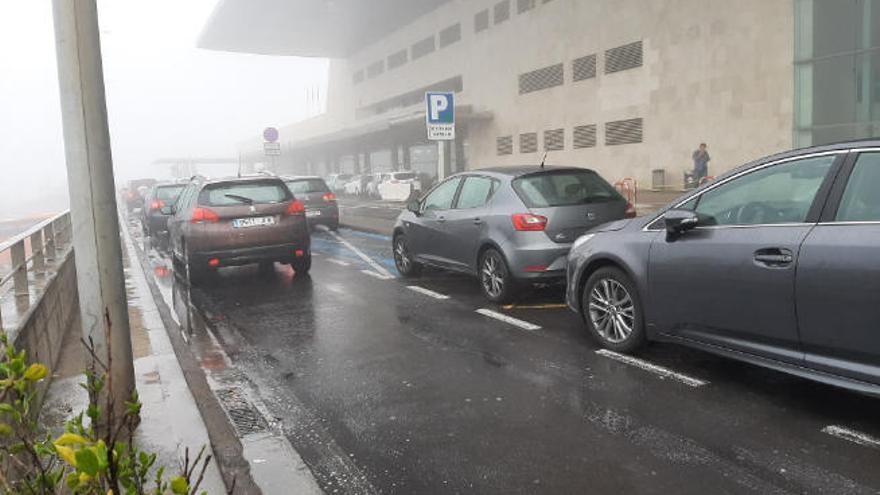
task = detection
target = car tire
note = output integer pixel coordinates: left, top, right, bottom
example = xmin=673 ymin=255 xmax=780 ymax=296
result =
xmin=393 ymin=234 xmax=421 ymax=277
xmin=582 ymin=267 xmax=646 ymax=353
xmin=328 ymin=221 xmax=339 ymax=232
xmin=292 ymin=254 xmax=311 ymax=275
xmin=479 ymin=248 xmax=517 ymax=304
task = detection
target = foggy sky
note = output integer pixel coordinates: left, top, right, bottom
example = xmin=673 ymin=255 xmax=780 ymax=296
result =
xmin=0 ymin=0 xmax=328 ymax=219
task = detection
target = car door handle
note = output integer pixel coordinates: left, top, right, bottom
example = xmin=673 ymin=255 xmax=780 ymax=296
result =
xmin=473 ymin=218 xmax=483 ymax=225
xmin=437 ymin=216 xmax=446 ymax=223
xmin=754 ymin=248 xmax=793 ymax=266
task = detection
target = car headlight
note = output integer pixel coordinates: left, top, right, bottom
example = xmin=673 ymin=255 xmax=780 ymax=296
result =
xmin=572 ymin=233 xmax=596 ymax=251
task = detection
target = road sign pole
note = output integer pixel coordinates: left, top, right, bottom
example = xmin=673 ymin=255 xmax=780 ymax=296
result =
xmin=52 ymin=0 xmax=135 ymax=431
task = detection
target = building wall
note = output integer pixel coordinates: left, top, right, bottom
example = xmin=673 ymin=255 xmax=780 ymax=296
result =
xmin=284 ymin=0 xmax=795 ymax=187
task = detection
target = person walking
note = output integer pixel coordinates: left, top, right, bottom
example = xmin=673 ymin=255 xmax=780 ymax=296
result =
xmin=692 ymin=143 xmax=711 ymax=181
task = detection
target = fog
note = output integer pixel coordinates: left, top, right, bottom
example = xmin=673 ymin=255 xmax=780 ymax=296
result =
xmin=0 ymin=0 xmax=328 ymax=220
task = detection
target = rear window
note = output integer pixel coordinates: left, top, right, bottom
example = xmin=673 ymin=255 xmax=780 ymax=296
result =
xmin=155 ymin=185 xmax=185 ymax=201
xmin=199 ymin=181 xmax=291 ymax=207
xmin=286 ymin=179 xmax=330 ymax=195
xmin=393 ymin=173 xmax=416 ymax=181
xmin=512 ymin=170 xmax=623 ymax=208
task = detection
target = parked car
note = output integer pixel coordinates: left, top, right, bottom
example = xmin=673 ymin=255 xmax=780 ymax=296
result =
xmin=366 ymin=173 xmax=388 ymax=198
xmin=283 ymin=176 xmax=339 ymax=231
xmin=565 ymin=140 xmax=880 ymax=395
xmin=343 ymin=175 xmax=371 ymax=196
xmin=392 ymin=166 xmax=633 ymax=302
xmin=327 ymin=174 xmax=354 ymax=193
xmin=140 ymin=181 xmax=186 ymax=244
xmin=378 ymin=172 xmax=421 ymax=202
xmin=166 ymin=176 xmax=311 ymax=283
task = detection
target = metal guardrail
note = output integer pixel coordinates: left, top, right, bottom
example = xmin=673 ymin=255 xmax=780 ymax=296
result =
xmin=0 ymin=211 xmax=72 ymax=332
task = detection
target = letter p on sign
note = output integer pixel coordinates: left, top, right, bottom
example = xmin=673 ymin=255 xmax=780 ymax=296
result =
xmin=425 ymin=92 xmax=455 ymax=140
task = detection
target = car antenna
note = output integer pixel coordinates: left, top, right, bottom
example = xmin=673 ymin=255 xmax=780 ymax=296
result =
xmin=540 ymin=151 xmax=548 ymax=169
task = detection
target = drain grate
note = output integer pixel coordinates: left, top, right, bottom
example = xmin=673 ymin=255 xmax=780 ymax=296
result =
xmin=215 ymin=387 xmax=268 ymax=436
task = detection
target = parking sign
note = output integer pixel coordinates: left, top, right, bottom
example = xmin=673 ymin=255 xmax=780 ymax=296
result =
xmin=426 ymin=92 xmax=455 ymax=140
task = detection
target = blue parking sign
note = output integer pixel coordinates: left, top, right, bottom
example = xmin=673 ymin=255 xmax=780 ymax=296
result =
xmin=426 ymin=92 xmax=455 ymax=140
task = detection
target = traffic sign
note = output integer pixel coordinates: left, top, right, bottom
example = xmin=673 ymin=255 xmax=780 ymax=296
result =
xmin=426 ymin=92 xmax=455 ymax=141
xmin=263 ymin=142 xmax=281 ymax=156
xmin=263 ymin=127 xmax=279 ymax=143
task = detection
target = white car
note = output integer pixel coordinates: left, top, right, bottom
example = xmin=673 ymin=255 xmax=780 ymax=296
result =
xmin=378 ymin=172 xmax=421 ymax=202
xmin=327 ymin=174 xmax=353 ymax=193
xmin=366 ymin=173 xmax=388 ymax=198
xmin=343 ymin=176 xmax=363 ymax=196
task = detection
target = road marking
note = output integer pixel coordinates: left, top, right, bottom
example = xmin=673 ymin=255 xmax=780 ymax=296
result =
xmin=502 ymin=303 xmax=569 ymax=310
xmin=822 ymin=426 xmax=880 ymax=450
xmin=595 ymin=349 xmax=708 ymax=388
xmin=325 ymin=229 xmax=395 ymax=279
xmin=326 ymin=258 xmax=351 ymax=267
xmin=361 ymin=269 xmax=394 ymax=281
xmin=407 ymin=286 xmax=450 ymax=300
xmin=475 ymin=309 xmax=541 ymax=332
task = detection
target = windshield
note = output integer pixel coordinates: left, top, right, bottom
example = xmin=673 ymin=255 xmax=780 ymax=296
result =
xmin=199 ymin=181 xmax=291 ymax=207
xmin=512 ymin=170 xmax=623 ymax=208
xmin=155 ymin=185 xmax=185 ymax=201
xmin=286 ymin=179 xmax=330 ymax=195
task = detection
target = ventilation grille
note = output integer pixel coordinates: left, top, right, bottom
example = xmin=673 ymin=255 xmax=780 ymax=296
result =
xmin=544 ymin=129 xmax=564 ymax=151
xmin=439 ymin=23 xmax=461 ymax=48
xmin=494 ymin=0 xmax=511 ymax=24
xmin=412 ymin=36 xmax=436 ymax=60
xmin=519 ymin=63 xmax=564 ymax=94
xmin=366 ymin=60 xmax=384 ymax=78
xmin=497 ymin=136 xmax=513 ymax=155
xmin=573 ymin=125 xmax=597 ymax=148
xmin=572 ymin=54 xmax=597 ymax=82
xmin=520 ymin=132 xmax=538 ymax=153
xmin=352 ymin=70 xmax=364 ymax=85
xmin=475 ymin=10 xmax=490 ymax=32
xmin=605 ymin=41 xmax=643 ymax=74
xmin=606 ymin=118 xmax=643 ymax=145
xmin=517 ymin=0 xmax=535 ymax=13
xmin=387 ymin=50 xmax=408 ymax=70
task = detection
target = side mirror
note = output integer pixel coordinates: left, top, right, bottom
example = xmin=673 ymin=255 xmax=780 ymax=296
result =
xmin=406 ymin=199 xmax=421 ymax=216
xmin=160 ymin=205 xmax=175 ymax=216
xmin=664 ymin=209 xmax=699 ymax=237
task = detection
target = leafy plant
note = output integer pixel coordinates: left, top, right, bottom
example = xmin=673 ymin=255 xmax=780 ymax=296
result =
xmin=0 ymin=334 xmax=218 ymax=494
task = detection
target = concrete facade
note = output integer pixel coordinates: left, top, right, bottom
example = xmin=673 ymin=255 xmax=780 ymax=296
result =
xmin=239 ymin=0 xmax=796 ymax=188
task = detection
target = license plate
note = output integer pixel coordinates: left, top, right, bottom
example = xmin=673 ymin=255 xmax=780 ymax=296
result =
xmin=232 ymin=216 xmax=276 ymax=228
xmin=306 ymin=210 xmax=321 ymax=218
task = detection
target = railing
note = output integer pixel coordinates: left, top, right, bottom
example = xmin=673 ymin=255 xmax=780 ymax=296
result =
xmin=0 ymin=211 xmax=72 ymax=332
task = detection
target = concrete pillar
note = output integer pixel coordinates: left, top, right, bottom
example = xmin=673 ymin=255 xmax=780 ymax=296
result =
xmin=52 ymin=0 xmax=135 ymax=427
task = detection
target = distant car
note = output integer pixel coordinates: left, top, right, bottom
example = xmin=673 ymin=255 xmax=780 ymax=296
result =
xmin=123 ymin=178 xmax=157 ymax=213
xmin=366 ymin=173 xmax=388 ymax=198
xmin=565 ymin=141 xmax=880 ymax=396
xmin=378 ymin=172 xmax=421 ymax=202
xmin=343 ymin=175 xmax=368 ymax=196
xmin=140 ymin=181 xmax=186 ymax=241
xmin=327 ymin=174 xmax=354 ymax=193
xmin=283 ymin=176 xmax=339 ymax=231
xmin=393 ymin=166 xmax=633 ymax=302
xmin=166 ymin=176 xmax=311 ymax=283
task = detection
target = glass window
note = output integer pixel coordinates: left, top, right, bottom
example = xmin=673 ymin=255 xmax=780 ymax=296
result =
xmin=200 ymin=181 xmax=291 ymax=207
xmin=286 ymin=179 xmax=330 ymax=195
xmin=512 ymin=170 xmax=623 ymax=208
xmin=694 ymin=156 xmax=835 ymax=226
xmin=155 ymin=185 xmax=185 ymax=201
xmin=837 ymin=153 xmax=880 ymax=221
xmin=456 ymin=177 xmax=496 ymax=209
xmin=422 ymin=177 xmax=462 ymax=211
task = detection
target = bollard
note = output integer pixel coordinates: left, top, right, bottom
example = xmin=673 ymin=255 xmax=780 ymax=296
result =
xmin=30 ymin=230 xmax=45 ymax=273
xmin=10 ymin=240 xmax=28 ymax=298
xmin=44 ymin=224 xmax=56 ymax=262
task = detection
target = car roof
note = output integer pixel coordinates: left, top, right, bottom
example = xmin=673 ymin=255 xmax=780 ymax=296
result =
xmin=281 ymin=175 xmax=325 ymax=181
xmin=197 ymin=175 xmax=286 ymax=186
xmin=470 ymin=165 xmax=596 ymax=178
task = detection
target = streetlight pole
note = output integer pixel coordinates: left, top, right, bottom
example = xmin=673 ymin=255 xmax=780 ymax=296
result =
xmin=52 ymin=0 xmax=135 ymax=427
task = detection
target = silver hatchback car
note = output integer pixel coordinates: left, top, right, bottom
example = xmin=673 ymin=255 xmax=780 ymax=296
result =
xmin=392 ymin=166 xmax=634 ymax=302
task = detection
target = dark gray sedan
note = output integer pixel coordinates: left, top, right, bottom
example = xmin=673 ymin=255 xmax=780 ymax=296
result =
xmin=566 ymin=140 xmax=880 ymax=395
xmin=393 ymin=166 xmax=633 ymax=302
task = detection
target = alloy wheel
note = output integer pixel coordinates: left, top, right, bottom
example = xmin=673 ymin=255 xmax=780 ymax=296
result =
xmin=481 ymin=252 xmax=505 ymax=299
xmin=394 ymin=237 xmax=412 ymax=272
xmin=588 ymin=278 xmax=635 ymax=344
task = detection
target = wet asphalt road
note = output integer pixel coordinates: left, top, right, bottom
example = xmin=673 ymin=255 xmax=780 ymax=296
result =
xmin=171 ymin=228 xmax=880 ymax=494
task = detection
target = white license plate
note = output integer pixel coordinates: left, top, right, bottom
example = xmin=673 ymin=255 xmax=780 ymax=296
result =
xmin=232 ymin=216 xmax=276 ymax=228
xmin=305 ymin=210 xmax=321 ymax=218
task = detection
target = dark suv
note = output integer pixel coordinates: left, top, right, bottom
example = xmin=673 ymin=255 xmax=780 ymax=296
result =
xmin=166 ymin=176 xmax=311 ymax=282
xmin=141 ymin=181 xmax=186 ymax=240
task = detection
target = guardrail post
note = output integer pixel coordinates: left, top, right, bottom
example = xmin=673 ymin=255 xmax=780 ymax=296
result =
xmin=10 ymin=240 xmax=28 ymax=298
xmin=44 ymin=223 xmax=56 ymax=262
xmin=30 ymin=230 xmax=45 ymax=274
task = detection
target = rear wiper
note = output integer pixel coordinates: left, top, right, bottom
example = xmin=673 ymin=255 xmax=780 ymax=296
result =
xmin=224 ymin=194 xmax=255 ymax=205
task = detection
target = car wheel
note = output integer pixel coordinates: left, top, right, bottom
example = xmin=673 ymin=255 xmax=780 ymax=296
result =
xmin=292 ymin=254 xmax=311 ymax=275
xmin=479 ymin=248 xmax=516 ymax=304
xmin=582 ymin=267 xmax=646 ymax=353
xmin=328 ymin=221 xmax=339 ymax=232
xmin=393 ymin=234 xmax=421 ymax=277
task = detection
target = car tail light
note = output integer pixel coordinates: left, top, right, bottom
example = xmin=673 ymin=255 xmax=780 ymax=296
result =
xmin=525 ymin=266 xmax=547 ymax=272
xmin=511 ymin=213 xmax=548 ymax=231
xmin=295 ymin=250 xmax=305 ymax=257
xmin=322 ymin=193 xmax=337 ymax=202
xmin=286 ymin=200 xmax=306 ymax=216
xmin=190 ymin=207 xmax=219 ymax=224
xmin=208 ymin=258 xmax=220 ymax=268
xmin=624 ymin=202 xmax=637 ymax=219
xmin=150 ymin=200 xmax=165 ymax=211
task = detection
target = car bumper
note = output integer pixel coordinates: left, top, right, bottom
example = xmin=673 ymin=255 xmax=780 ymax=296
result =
xmin=506 ymin=243 xmax=571 ymax=281
xmin=305 ymin=205 xmax=339 ymax=226
xmin=191 ymin=243 xmax=309 ymax=268
xmin=146 ymin=215 xmax=169 ymax=235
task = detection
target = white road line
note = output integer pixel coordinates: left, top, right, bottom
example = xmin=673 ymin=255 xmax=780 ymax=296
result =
xmin=360 ymin=269 xmax=394 ymax=280
xmin=326 ymin=229 xmax=395 ymax=279
xmin=595 ymin=349 xmax=708 ymax=388
xmin=822 ymin=426 xmax=880 ymax=450
xmin=407 ymin=286 xmax=450 ymax=300
xmin=326 ymin=258 xmax=351 ymax=267
xmin=475 ymin=309 xmax=541 ymax=332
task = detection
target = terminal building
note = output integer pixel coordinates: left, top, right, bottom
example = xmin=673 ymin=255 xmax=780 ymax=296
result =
xmin=200 ymin=0 xmax=880 ymax=189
